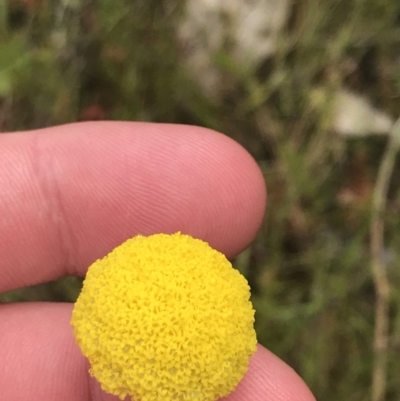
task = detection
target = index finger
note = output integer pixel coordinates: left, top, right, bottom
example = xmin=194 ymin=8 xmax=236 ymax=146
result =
xmin=0 ymin=122 xmax=266 ymax=292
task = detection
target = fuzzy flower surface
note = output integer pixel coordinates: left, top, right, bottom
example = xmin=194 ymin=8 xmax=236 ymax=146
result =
xmin=71 ymin=232 xmax=257 ymax=401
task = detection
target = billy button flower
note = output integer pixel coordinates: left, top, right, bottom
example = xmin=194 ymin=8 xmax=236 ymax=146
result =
xmin=71 ymin=232 xmax=257 ymax=401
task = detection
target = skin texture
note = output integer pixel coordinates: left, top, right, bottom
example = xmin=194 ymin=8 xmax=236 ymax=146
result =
xmin=0 ymin=121 xmax=316 ymax=401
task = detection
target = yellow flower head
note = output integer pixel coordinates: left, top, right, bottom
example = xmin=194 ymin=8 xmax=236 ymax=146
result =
xmin=71 ymin=232 xmax=257 ymax=401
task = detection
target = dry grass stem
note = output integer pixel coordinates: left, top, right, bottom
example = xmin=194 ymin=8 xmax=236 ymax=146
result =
xmin=370 ymin=118 xmax=400 ymax=401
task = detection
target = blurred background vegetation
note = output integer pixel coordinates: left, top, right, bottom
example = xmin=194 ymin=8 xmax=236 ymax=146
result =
xmin=1 ymin=0 xmax=400 ymax=400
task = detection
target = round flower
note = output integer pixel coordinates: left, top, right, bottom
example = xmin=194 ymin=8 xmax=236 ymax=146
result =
xmin=71 ymin=232 xmax=257 ymax=401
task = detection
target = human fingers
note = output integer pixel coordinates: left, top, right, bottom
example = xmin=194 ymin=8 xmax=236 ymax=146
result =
xmin=0 ymin=121 xmax=266 ymax=292
xmin=0 ymin=303 xmax=315 ymax=401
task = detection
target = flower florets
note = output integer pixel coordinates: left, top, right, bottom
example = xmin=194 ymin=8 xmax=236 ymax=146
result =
xmin=71 ymin=232 xmax=257 ymax=401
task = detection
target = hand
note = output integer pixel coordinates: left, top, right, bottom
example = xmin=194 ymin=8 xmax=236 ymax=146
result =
xmin=0 ymin=121 xmax=315 ymax=401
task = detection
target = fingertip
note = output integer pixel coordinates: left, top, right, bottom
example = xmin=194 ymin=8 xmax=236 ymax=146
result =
xmin=226 ymin=345 xmax=316 ymax=401
xmin=38 ymin=121 xmax=267 ymax=257
xmin=170 ymin=123 xmax=267 ymax=255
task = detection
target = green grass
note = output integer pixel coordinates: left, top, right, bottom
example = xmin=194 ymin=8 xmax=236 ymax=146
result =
xmin=1 ymin=1 xmax=400 ymax=400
